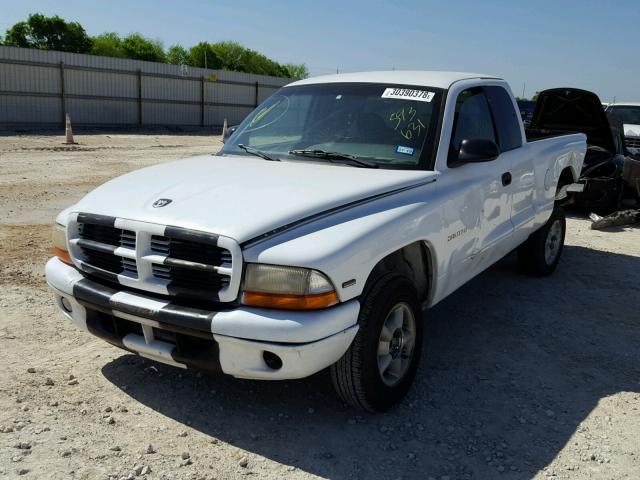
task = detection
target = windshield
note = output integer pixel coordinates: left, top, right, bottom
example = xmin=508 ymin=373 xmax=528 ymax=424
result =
xmin=607 ymin=106 xmax=640 ymax=125
xmin=218 ymin=82 xmax=444 ymax=169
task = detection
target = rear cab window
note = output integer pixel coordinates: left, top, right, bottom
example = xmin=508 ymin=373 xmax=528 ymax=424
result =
xmin=485 ymin=86 xmax=523 ymax=152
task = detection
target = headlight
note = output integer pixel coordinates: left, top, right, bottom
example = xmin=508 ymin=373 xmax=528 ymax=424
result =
xmin=241 ymin=264 xmax=338 ymax=310
xmin=52 ymin=223 xmax=72 ymax=265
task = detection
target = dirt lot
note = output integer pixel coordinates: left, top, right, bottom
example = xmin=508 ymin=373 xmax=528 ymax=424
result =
xmin=1 ymin=133 xmax=639 ymax=480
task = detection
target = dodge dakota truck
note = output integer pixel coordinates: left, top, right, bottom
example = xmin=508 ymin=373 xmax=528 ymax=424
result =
xmin=46 ymin=71 xmax=586 ymax=411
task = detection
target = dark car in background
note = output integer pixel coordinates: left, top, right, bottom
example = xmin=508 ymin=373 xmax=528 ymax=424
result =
xmin=605 ymin=103 xmax=640 ymax=154
xmin=529 ymin=89 xmax=640 ymax=213
xmin=517 ymin=100 xmax=536 ymax=127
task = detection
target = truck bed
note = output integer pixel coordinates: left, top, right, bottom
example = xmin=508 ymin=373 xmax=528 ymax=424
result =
xmin=525 ymin=128 xmax=576 ymax=142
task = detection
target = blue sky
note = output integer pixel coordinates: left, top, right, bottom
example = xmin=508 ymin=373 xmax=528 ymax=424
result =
xmin=2 ymin=0 xmax=639 ymax=101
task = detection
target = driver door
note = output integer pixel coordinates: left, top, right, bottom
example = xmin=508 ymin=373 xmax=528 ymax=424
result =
xmin=447 ymin=88 xmax=514 ymax=281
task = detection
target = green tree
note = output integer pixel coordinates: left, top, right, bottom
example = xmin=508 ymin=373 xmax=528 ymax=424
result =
xmin=211 ymin=41 xmax=290 ymax=77
xmin=211 ymin=41 xmax=246 ymax=71
xmin=121 ymin=33 xmax=165 ymax=62
xmin=531 ymin=91 xmax=541 ymax=101
xmin=283 ymin=63 xmax=309 ymax=80
xmin=235 ymin=48 xmax=277 ymax=75
xmin=187 ymin=42 xmax=222 ymax=69
xmin=3 ymin=13 xmax=307 ymax=79
xmin=166 ymin=44 xmax=188 ymax=65
xmin=90 ymin=32 xmax=125 ymax=58
xmin=4 ymin=13 xmax=92 ymax=53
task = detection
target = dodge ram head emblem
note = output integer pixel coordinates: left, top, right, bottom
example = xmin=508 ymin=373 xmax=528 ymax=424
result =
xmin=152 ymin=198 xmax=172 ymax=208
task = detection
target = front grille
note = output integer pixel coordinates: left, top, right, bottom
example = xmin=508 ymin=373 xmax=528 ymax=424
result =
xmin=151 ymin=235 xmax=232 ymax=265
xmin=121 ymin=257 xmax=138 ymax=274
xmin=77 ymin=223 xmax=138 ymax=276
xmin=120 ymin=230 xmax=136 ymax=249
xmin=68 ymin=214 xmax=241 ymax=303
xmin=152 ymin=264 xmax=172 ymax=279
xmin=150 ymin=234 xmax=232 ymax=300
xmin=79 ymin=223 xmax=128 ymax=245
xmin=625 ymin=136 xmax=640 ymax=148
xmin=79 ymin=247 xmax=122 ymax=272
xmin=150 ymin=236 xmax=170 ymax=255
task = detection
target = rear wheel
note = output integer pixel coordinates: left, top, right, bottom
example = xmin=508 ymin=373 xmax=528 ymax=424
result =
xmin=330 ymin=273 xmax=423 ymax=412
xmin=518 ymin=205 xmax=566 ymax=276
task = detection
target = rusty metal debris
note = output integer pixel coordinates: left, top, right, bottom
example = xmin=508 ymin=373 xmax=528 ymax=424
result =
xmin=589 ymin=209 xmax=640 ymax=229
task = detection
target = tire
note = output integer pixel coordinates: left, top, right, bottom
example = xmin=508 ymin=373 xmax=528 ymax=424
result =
xmin=330 ymin=273 xmax=423 ymax=412
xmin=517 ymin=204 xmax=566 ymax=276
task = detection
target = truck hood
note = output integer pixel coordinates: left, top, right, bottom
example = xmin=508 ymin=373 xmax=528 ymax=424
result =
xmin=531 ymin=88 xmax=617 ymax=153
xmin=71 ymin=155 xmax=437 ymax=243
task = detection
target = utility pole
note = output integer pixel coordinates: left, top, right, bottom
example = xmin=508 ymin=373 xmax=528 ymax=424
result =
xmin=205 ymin=50 xmax=208 ymax=69
xmin=522 ymin=82 xmax=526 ymax=98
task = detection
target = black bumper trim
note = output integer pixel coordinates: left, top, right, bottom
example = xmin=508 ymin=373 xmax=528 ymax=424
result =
xmin=84 ymin=309 xmax=223 ymax=374
xmin=72 ymin=278 xmax=218 ymax=334
xmin=157 ymin=304 xmax=217 ymax=332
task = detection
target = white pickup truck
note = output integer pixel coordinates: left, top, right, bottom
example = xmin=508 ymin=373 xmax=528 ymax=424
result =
xmin=46 ymin=71 xmax=586 ymax=411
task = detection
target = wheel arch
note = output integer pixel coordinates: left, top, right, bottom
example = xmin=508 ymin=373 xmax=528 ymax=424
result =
xmin=558 ymin=166 xmax=577 ymax=188
xmin=364 ymin=240 xmax=435 ymax=306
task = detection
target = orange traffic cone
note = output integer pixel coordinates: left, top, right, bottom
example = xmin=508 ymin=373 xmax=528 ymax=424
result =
xmin=64 ymin=113 xmax=77 ymax=145
xmin=221 ymin=118 xmax=228 ymax=140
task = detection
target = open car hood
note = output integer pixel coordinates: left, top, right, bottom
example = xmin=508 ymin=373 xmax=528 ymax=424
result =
xmin=531 ymin=88 xmax=617 ymax=153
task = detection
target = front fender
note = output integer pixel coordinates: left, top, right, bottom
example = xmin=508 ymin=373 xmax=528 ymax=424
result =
xmin=243 ymin=185 xmax=445 ymax=302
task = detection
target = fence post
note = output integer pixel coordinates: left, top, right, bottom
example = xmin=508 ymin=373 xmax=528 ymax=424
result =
xmin=201 ymin=76 xmax=205 ymax=127
xmin=59 ymin=62 xmax=66 ymax=127
xmin=137 ymin=69 xmax=142 ymax=126
xmin=254 ymin=81 xmax=259 ymax=107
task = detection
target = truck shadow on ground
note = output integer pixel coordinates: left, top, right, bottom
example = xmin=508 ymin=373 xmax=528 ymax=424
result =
xmin=101 ymin=245 xmax=640 ymax=480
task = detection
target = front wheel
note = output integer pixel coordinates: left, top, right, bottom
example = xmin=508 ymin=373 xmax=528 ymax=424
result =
xmin=330 ymin=273 xmax=423 ymax=412
xmin=517 ymin=204 xmax=566 ymax=276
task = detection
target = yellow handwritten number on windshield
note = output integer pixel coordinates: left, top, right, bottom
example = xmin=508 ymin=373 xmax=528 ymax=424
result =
xmin=400 ymin=119 xmax=425 ymax=140
xmin=389 ymin=109 xmax=405 ymax=130
xmin=390 ymin=107 xmax=425 ymax=140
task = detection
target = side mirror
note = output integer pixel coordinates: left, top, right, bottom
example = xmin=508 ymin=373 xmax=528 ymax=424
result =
xmin=455 ymin=138 xmax=500 ymax=165
xmin=222 ymin=125 xmax=238 ymax=144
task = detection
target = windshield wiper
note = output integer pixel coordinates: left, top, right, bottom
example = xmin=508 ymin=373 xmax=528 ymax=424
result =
xmin=288 ymin=149 xmax=379 ymax=168
xmin=237 ymin=144 xmax=280 ymax=161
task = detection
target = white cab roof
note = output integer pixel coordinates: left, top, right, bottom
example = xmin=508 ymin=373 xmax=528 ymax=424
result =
xmin=287 ymin=71 xmax=500 ymax=90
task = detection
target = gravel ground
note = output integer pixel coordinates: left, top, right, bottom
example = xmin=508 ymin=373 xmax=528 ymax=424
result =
xmin=1 ymin=132 xmax=639 ymax=480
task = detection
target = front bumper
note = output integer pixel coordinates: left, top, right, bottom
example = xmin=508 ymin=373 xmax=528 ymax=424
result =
xmin=45 ymin=257 xmax=360 ymax=380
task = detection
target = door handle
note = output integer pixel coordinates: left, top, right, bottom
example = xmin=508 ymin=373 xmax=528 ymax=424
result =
xmin=502 ymin=172 xmax=512 ymax=186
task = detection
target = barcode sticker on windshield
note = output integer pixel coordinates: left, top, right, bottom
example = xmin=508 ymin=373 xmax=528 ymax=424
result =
xmin=382 ymin=88 xmax=435 ymax=102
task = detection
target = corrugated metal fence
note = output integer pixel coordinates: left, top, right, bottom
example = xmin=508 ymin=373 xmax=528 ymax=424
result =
xmin=0 ymin=46 xmax=290 ymax=129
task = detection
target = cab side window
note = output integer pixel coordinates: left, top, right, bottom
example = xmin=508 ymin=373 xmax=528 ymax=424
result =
xmin=448 ymin=88 xmax=497 ymax=165
xmin=485 ymin=86 xmax=523 ymax=152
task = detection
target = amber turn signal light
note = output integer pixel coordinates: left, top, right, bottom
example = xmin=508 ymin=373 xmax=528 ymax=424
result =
xmin=52 ymin=223 xmax=73 ymax=265
xmin=52 ymin=246 xmax=73 ymax=265
xmin=242 ymin=291 xmax=339 ymax=310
